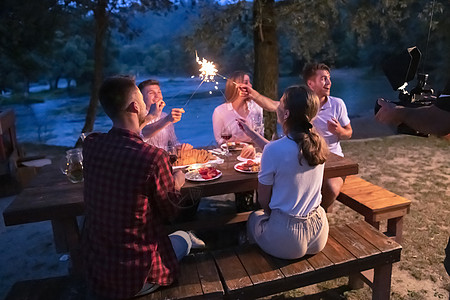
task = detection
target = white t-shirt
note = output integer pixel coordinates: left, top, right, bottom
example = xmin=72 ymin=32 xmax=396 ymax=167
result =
xmin=313 ymin=96 xmax=350 ymax=157
xmin=142 ymin=112 xmax=178 ymax=151
xmin=258 ymin=136 xmax=324 ymax=217
xmin=212 ymin=101 xmax=263 ymax=144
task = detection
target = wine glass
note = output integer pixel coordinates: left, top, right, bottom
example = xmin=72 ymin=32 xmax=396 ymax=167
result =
xmin=220 ymin=126 xmax=232 ymax=156
xmin=167 ymin=141 xmax=178 ymax=164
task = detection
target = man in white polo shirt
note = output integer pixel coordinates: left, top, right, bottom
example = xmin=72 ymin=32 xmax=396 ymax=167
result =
xmin=303 ymin=63 xmax=352 ymax=212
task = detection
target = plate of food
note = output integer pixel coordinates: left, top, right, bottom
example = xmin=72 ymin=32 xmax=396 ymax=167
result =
xmin=220 ymin=141 xmax=248 ymax=151
xmin=185 ymin=166 xmax=222 ymax=181
xmin=234 ymin=160 xmax=261 ymax=173
xmin=172 ymin=149 xmax=220 ymax=169
xmin=237 ymin=152 xmax=262 ymax=162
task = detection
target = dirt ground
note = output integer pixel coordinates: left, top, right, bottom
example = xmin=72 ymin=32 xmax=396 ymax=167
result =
xmin=0 ymin=116 xmax=449 ymax=299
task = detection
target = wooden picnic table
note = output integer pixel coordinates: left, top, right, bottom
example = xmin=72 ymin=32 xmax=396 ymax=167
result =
xmin=2 ymin=150 xmax=358 ymax=273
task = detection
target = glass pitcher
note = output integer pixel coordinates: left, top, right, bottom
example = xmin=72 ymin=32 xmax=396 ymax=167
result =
xmin=60 ymin=148 xmax=84 ymax=183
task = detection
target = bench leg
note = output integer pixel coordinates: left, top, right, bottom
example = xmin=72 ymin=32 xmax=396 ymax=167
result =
xmin=387 ymin=217 xmax=404 ymax=243
xmin=372 ymin=263 xmax=392 ymax=300
xmin=364 ymin=216 xmax=380 ymax=230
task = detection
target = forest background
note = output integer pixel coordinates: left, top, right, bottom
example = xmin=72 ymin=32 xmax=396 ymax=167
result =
xmin=1 ymin=0 xmax=449 ymax=139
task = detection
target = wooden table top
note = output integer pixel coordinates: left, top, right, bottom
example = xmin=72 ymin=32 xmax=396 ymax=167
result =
xmin=3 ymin=151 xmax=358 ymax=226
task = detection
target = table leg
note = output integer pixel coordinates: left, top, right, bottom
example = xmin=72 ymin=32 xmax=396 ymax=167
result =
xmin=51 ymin=218 xmax=82 ymax=275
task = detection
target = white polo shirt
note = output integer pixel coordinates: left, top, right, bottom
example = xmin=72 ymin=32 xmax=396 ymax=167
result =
xmin=312 ymin=96 xmax=350 ymax=157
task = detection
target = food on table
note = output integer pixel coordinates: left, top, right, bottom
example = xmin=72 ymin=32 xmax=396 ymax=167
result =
xmin=236 ymin=160 xmax=261 ymax=172
xmin=227 ymin=141 xmax=242 ymax=150
xmin=186 ymin=166 xmax=221 ymax=180
xmin=173 ymin=149 xmax=216 ymax=166
xmin=240 ymin=144 xmax=256 ymax=159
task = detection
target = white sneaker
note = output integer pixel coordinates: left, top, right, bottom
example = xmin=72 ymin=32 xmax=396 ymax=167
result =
xmin=187 ymin=231 xmax=206 ymax=249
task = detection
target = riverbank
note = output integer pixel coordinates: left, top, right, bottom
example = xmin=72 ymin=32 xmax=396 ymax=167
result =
xmin=1 ymin=125 xmax=448 ymax=299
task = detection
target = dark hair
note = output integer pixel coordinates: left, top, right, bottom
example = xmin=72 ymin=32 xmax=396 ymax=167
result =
xmin=224 ymin=71 xmax=251 ymax=103
xmin=99 ymin=76 xmax=137 ymax=119
xmin=282 ymin=85 xmax=328 ymax=166
xmin=138 ymin=79 xmax=160 ymax=92
xmin=302 ymin=63 xmax=330 ymax=83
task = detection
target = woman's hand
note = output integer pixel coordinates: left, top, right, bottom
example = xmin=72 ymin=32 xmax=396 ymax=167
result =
xmin=236 ymin=118 xmax=255 ymax=136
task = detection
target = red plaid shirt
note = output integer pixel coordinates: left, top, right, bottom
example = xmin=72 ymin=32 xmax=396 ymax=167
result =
xmin=81 ymin=127 xmax=180 ymax=299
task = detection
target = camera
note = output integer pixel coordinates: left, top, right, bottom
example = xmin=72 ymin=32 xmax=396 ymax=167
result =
xmin=375 ymin=46 xmax=437 ymax=136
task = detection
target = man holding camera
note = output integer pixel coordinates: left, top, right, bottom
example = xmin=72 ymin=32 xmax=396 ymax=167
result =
xmin=375 ymin=78 xmax=450 ymax=276
xmin=375 ymin=79 xmax=450 ymax=137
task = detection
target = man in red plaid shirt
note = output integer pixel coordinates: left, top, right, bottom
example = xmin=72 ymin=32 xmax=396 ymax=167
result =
xmin=81 ymin=76 xmax=192 ymax=299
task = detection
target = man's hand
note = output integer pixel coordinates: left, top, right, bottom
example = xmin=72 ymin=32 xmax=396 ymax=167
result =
xmin=167 ymin=108 xmax=185 ymax=123
xmin=237 ymin=83 xmax=259 ymax=101
xmin=327 ymin=117 xmax=343 ymax=135
xmin=173 ymin=170 xmax=185 ymax=191
xmin=148 ymin=99 xmax=165 ymax=119
xmin=375 ymin=98 xmax=402 ymax=126
xmin=327 ymin=117 xmax=352 ymax=140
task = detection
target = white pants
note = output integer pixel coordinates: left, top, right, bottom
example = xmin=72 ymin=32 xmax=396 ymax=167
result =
xmin=247 ymin=207 xmax=329 ymax=259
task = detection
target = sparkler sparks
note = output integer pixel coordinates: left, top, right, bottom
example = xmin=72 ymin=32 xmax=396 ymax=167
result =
xmin=196 ymin=51 xmax=218 ymax=82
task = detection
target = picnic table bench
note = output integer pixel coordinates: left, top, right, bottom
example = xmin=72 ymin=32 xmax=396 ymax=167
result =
xmin=5 ymin=221 xmax=402 ymax=300
xmin=337 ymin=175 xmax=411 ymax=243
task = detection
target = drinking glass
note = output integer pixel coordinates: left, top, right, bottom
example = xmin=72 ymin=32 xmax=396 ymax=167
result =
xmin=220 ymin=126 xmax=232 ymax=156
xmin=60 ymin=148 xmax=84 ymax=183
xmin=251 ymin=114 xmax=264 ymax=135
xmin=167 ymin=142 xmax=178 ymax=164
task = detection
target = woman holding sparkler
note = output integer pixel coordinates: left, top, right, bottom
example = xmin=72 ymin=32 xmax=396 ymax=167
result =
xmin=212 ymin=71 xmax=264 ymax=146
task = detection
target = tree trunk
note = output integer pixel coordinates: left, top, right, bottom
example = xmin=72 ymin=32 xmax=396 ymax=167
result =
xmin=253 ymin=0 xmax=278 ymax=140
xmin=77 ymin=0 xmax=108 ymax=146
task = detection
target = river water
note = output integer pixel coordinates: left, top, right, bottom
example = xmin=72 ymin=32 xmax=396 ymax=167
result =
xmin=3 ymin=69 xmax=398 ymax=147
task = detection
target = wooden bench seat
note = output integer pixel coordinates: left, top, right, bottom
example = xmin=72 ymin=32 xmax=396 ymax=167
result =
xmin=213 ymin=220 xmax=401 ymax=300
xmin=5 ymin=252 xmax=224 ymax=300
xmin=5 ymin=221 xmax=401 ymax=300
xmin=337 ymin=175 xmax=411 ymax=243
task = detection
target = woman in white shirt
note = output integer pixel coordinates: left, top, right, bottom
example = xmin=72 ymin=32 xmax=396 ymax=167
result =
xmin=247 ymin=85 xmax=329 ymax=259
xmin=212 ymin=71 xmax=263 ymax=144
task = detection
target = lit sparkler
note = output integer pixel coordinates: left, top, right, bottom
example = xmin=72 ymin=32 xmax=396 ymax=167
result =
xmin=196 ymin=51 xmax=218 ymax=82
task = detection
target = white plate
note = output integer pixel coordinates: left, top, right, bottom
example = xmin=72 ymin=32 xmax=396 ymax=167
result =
xmin=234 ymin=161 xmax=260 ymax=174
xmin=236 ymin=152 xmax=262 ymax=162
xmin=220 ymin=142 xmax=249 ymax=151
xmin=185 ymin=169 xmax=223 ymax=182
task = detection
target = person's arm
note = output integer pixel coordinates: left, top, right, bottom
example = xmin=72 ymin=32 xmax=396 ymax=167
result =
xmin=148 ymin=153 xmax=182 ymax=220
xmin=141 ymin=108 xmax=185 ymax=140
xmin=239 ymin=84 xmax=279 ymax=112
xmin=258 ymin=182 xmax=272 ymax=214
xmin=327 ymin=118 xmax=352 ymax=140
xmin=236 ymin=118 xmax=269 ymax=149
xmin=376 ymin=99 xmax=450 ymax=136
xmin=139 ymin=99 xmax=166 ymax=131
